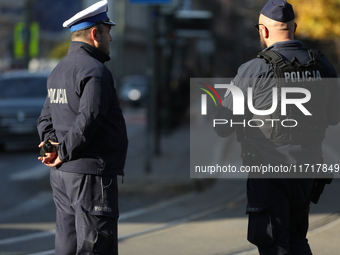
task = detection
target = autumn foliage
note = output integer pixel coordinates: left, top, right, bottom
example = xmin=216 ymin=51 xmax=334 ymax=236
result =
xmin=289 ymin=0 xmax=340 ymax=40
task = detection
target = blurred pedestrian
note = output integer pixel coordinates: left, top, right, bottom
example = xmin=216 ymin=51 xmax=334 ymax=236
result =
xmin=214 ymin=0 xmax=340 ymax=254
xmin=37 ymin=1 xmax=128 ymax=254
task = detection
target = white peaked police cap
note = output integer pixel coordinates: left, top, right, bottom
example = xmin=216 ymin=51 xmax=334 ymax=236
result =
xmin=63 ymin=0 xmax=115 ymax=33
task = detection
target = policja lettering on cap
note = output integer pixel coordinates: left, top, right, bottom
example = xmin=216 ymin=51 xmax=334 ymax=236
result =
xmin=63 ymin=0 xmax=116 ymax=33
xmin=260 ymin=0 xmax=295 ymax=22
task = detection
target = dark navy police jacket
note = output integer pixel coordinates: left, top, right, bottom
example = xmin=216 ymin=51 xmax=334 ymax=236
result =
xmin=38 ymin=41 xmax=128 ymax=176
xmin=215 ymin=41 xmax=340 ymax=165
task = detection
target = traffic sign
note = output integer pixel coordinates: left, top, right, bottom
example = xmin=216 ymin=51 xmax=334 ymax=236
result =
xmin=14 ymin=22 xmax=39 ymax=59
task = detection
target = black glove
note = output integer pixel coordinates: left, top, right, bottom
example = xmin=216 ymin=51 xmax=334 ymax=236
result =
xmin=40 ymin=139 xmax=55 ymax=157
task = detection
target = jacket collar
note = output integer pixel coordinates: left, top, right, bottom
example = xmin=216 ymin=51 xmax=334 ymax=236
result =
xmin=68 ymin=41 xmax=110 ymax=63
xmin=263 ymin=40 xmax=304 ymax=52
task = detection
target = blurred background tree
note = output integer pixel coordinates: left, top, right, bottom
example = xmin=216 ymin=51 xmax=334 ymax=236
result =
xmin=49 ymin=40 xmax=70 ymax=59
xmin=289 ymin=0 xmax=340 ymax=71
xmin=290 ymin=0 xmax=340 ymax=40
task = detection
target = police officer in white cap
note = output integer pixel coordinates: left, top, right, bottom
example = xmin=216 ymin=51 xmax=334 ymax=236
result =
xmin=37 ymin=1 xmax=128 ymax=254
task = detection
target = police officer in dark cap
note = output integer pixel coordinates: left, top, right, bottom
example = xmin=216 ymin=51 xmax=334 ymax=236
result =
xmin=37 ymin=1 xmax=128 ymax=254
xmin=215 ymin=0 xmax=340 ymax=254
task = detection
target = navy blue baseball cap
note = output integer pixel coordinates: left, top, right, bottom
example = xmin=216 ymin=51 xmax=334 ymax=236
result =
xmin=260 ymin=0 xmax=295 ymax=22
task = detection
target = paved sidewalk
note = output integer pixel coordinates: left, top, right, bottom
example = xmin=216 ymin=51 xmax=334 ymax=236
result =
xmin=118 ymin=119 xmax=340 ymax=254
xmin=119 ymin=124 xmax=213 ymax=196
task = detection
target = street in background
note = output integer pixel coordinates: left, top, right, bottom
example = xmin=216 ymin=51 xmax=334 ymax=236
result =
xmin=0 ymin=70 xmax=50 ymax=151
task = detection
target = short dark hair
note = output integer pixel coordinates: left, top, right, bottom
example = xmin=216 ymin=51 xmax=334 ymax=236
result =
xmin=71 ymin=23 xmax=104 ymax=41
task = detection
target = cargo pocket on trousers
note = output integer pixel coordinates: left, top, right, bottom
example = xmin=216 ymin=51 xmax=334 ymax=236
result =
xmin=79 ymin=204 xmax=118 ymax=254
xmin=246 ymin=204 xmax=273 ymax=247
xmin=93 ymin=229 xmax=114 ymax=254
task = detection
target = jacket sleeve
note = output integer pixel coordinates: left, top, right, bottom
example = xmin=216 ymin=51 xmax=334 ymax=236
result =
xmin=214 ymin=95 xmax=236 ymax=137
xmin=37 ymin=96 xmax=57 ymax=142
xmin=326 ymin=78 xmax=340 ymax=126
xmin=321 ymin=56 xmax=340 ymax=126
xmin=58 ymin=76 xmax=111 ymax=162
xmin=213 ymin=59 xmax=271 ymax=138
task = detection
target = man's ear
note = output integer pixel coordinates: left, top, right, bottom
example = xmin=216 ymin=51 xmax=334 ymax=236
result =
xmin=90 ymin=27 xmax=97 ymax=39
xmin=263 ymin=26 xmax=269 ymax=39
xmin=89 ymin=27 xmax=99 ymax=47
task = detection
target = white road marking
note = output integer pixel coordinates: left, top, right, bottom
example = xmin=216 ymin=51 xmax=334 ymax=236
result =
xmin=119 ymin=192 xmax=196 ymax=221
xmin=0 ymin=191 xmax=52 ymax=221
xmin=26 ymin=249 xmax=55 ymax=255
xmin=9 ymin=164 xmax=50 ymax=181
xmin=0 ymin=231 xmax=55 ymax=245
xmin=118 ymin=193 xmax=247 ymax=241
xmin=308 ymin=213 xmax=340 ymax=235
xmin=2 ymin=194 xmax=340 ymax=255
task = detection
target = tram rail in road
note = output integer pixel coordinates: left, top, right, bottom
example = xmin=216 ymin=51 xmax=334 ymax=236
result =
xmin=1 ymin=125 xmax=340 ymax=254
xmin=1 ymin=179 xmax=340 ymax=255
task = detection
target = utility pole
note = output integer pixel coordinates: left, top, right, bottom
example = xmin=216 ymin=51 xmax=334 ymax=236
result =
xmin=128 ymin=0 xmax=179 ymax=173
xmin=144 ymin=0 xmax=182 ymax=173
xmin=23 ymin=0 xmax=33 ymax=69
xmin=145 ymin=5 xmax=160 ymax=173
xmin=113 ymin=0 xmax=126 ymax=84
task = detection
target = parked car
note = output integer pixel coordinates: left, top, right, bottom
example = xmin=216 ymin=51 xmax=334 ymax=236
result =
xmin=0 ymin=70 xmax=50 ymax=150
xmin=118 ymin=75 xmax=148 ymax=106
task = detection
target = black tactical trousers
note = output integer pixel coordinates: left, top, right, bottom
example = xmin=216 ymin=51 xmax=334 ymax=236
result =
xmin=50 ymin=169 xmax=119 ymax=255
xmin=246 ymin=178 xmax=315 ymax=255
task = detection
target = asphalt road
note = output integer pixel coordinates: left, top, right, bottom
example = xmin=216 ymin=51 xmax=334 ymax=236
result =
xmin=0 ymin=107 xmax=340 ymax=254
xmin=0 ymin=107 xmax=153 ymax=254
